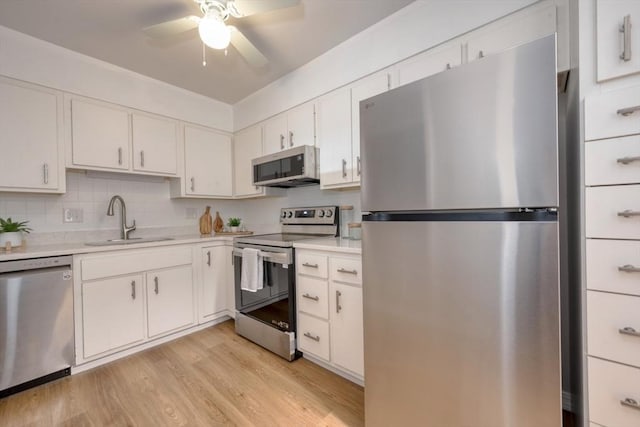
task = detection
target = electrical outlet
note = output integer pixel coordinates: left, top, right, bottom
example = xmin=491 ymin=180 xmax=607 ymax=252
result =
xmin=63 ymin=208 xmax=84 ymax=223
xmin=186 ymin=208 xmax=198 ymax=219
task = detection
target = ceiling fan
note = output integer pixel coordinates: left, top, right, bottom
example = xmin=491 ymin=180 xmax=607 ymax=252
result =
xmin=143 ymin=0 xmax=300 ymax=68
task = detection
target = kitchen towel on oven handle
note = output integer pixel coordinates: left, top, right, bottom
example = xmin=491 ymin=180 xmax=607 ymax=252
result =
xmin=241 ymin=248 xmax=264 ymax=292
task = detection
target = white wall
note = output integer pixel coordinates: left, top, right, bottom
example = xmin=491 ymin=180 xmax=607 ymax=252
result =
xmin=233 ymin=0 xmax=539 ymax=130
xmin=0 ymin=25 xmax=233 ymax=131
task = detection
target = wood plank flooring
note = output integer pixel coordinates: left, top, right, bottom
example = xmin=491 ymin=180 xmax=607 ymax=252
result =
xmin=0 ymin=320 xmax=364 ymax=427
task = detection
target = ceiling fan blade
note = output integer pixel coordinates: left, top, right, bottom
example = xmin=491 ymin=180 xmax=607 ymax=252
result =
xmin=229 ymin=26 xmax=268 ymax=68
xmin=231 ymin=0 xmax=299 ymax=17
xmin=143 ymin=16 xmax=200 ymax=38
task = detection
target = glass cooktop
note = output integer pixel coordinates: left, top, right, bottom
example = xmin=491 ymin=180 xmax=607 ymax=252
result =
xmin=234 ymin=233 xmax=330 ymax=247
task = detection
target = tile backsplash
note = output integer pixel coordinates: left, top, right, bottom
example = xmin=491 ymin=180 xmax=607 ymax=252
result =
xmin=0 ymin=171 xmax=361 ymax=245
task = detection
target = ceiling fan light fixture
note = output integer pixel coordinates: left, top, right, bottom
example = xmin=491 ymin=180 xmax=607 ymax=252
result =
xmin=198 ymin=13 xmax=231 ymax=49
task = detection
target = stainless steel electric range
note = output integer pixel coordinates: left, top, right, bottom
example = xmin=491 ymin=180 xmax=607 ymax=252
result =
xmin=233 ymin=206 xmax=339 ymax=361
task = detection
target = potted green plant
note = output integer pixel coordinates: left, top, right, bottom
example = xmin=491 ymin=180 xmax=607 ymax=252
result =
xmin=0 ymin=217 xmax=32 ymax=248
xmin=227 ymin=217 xmax=241 ymax=233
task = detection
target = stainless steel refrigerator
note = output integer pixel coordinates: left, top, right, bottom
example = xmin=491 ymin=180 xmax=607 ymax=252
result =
xmin=360 ymin=35 xmax=561 ymax=426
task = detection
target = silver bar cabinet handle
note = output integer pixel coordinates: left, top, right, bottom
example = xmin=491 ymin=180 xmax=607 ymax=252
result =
xmin=140 ymin=151 xmax=145 ymax=168
xmin=617 ymin=105 xmax=640 ymax=116
xmin=304 ymin=332 xmax=320 ymax=342
xmin=620 ymin=14 xmax=632 ymax=62
xmin=302 ymin=262 xmax=318 ymax=268
xmin=621 ymin=397 xmax=640 ymax=411
xmin=617 ymin=156 xmax=640 ymax=165
xmin=446 ymin=63 xmax=452 ymax=70
xmin=289 ymin=131 xmax=294 ymax=147
xmin=342 ymin=159 xmax=347 ymax=178
xmin=619 ymin=326 xmax=640 ymax=337
xmin=357 ymin=156 xmax=361 ymax=176
xmin=280 ymin=134 xmax=285 ymax=150
xmin=207 ymin=251 xmax=211 ymax=267
xmin=131 ymin=280 xmax=136 ymax=299
xmin=43 ymin=163 xmax=49 ymax=184
xmin=302 ymin=293 xmax=319 ymax=302
xmin=618 ymin=210 xmax=640 ymax=218
xmin=190 ymin=177 xmax=195 ymax=192
xmin=478 ymin=50 xmax=485 ymax=59
xmin=336 ymin=290 xmax=342 ymax=313
xmin=338 ymin=268 xmax=358 ymax=275
xmin=619 ymin=264 xmax=640 ymax=273
xmin=154 ymin=276 xmax=159 ymax=294
xmin=118 ymin=147 xmax=123 ymax=165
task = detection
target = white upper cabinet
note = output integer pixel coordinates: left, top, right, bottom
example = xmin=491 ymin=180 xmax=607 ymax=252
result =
xmin=318 ymin=86 xmax=353 ymax=188
xmin=396 ymin=44 xmax=462 ymax=87
xmin=131 ymin=113 xmax=178 ymax=175
xmin=263 ymin=101 xmax=315 ymax=155
xmin=0 ymin=76 xmax=64 ymax=193
xmin=596 ymin=0 xmax=640 ymax=81
xmin=70 ymin=98 xmax=130 ymax=171
xmin=183 ymin=125 xmax=233 ymax=198
xmin=234 ymin=124 xmax=263 ymax=198
xmin=351 ymin=71 xmax=391 ymax=185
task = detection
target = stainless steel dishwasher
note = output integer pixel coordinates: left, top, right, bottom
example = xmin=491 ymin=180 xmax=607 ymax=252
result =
xmin=0 ymin=255 xmax=74 ymax=397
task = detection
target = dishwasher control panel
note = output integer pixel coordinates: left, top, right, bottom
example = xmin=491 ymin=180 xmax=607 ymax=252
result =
xmin=0 ymin=255 xmax=73 ymax=273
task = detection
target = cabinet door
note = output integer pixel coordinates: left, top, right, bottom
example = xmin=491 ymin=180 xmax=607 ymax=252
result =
xmin=234 ymin=125 xmax=263 ymax=197
xmin=82 ymin=274 xmax=144 ymax=358
xmin=184 ymin=126 xmax=233 ymax=197
xmin=351 ymin=71 xmax=390 ymax=184
xmin=597 ymin=0 xmax=640 ymax=81
xmin=318 ymin=87 xmax=353 ymax=187
xmin=286 ymin=102 xmax=315 ymax=149
xmin=397 ymin=44 xmax=462 ymax=86
xmin=0 ymin=78 xmax=62 ymax=191
xmin=146 ymin=265 xmax=194 ymax=338
xmin=329 ymin=282 xmax=364 ymax=376
xmin=71 ymin=98 xmax=130 ymax=170
xmin=263 ymin=114 xmax=288 ymax=155
xmin=131 ymin=113 xmax=178 ymax=175
xmin=201 ymin=246 xmax=228 ymax=320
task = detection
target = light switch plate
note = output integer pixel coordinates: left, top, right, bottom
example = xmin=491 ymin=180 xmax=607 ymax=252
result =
xmin=63 ymin=208 xmax=84 ymax=223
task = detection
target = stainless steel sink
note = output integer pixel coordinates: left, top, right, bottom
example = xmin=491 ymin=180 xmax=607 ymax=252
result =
xmin=85 ymin=237 xmax=174 ymax=246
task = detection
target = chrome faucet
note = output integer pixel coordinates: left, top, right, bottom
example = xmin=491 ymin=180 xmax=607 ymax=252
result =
xmin=107 ymin=195 xmax=136 ymax=240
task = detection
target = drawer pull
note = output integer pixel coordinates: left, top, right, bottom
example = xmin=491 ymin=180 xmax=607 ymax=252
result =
xmin=621 ymin=397 xmax=640 ymax=411
xmin=336 ymin=290 xmax=342 ymax=313
xmin=617 ymin=210 xmax=640 ymax=218
xmin=619 ymin=326 xmax=640 ymax=337
xmin=620 ymin=14 xmax=632 ymax=62
xmin=617 ymin=105 xmax=640 ymax=117
xmin=131 ymin=280 xmax=136 ymax=300
xmin=154 ymin=276 xmax=159 ymax=294
xmin=337 ymin=268 xmax=358 ymax=275
xmin=302 ymin=293 xmax=319 ymax=301
xmin=304 ymin=332 xmax=320 ymax=342
xmin=617 ymin=156 xmax=640 ymax=165
xmin=619 ymin=264 xmax=640 ymax=273
xmin=302 ymin=262 xmax=319 ymax=268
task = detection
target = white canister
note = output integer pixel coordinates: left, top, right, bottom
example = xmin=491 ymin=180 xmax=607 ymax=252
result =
xmin=0 ymin=232 xmax=23 ymax=248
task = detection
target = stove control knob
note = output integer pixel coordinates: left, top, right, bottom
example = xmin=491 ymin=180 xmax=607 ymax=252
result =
xmin=318 ymin=210 xmax=325 ymax=217
xmin=281 ymin=211 xmax=287 ymax=219
xmin=325 ymin=209 xmax=333 ymax=218
xmin=287 ymin=211 xmax=293 ymax=218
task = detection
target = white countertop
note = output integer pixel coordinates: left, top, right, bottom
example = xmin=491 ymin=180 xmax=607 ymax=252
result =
xmin=293 ymin=237 xmax=362 ymax=254
xmin=0 ymin=234 xmax=235 ymax=262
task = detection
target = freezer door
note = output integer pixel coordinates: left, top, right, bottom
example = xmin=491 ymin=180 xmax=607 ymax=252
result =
xmin=360 ymin=35 xmax=558 ymax=212
xmin=363 ymin=220 xmax=561 ymax=427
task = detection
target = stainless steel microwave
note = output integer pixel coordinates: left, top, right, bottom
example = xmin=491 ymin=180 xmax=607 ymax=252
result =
xmin=252 ymin=145 xmax=319 ymax=188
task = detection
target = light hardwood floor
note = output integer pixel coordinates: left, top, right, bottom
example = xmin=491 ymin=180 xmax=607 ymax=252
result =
xmin=0 ymin=320 xmax=364 ymax=426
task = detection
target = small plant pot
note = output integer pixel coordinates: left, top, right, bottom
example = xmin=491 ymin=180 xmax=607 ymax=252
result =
xmin=0 ymin=232 xmax=23 ymax=248
xmin=230 ymin=226 xmax=239 ymax=233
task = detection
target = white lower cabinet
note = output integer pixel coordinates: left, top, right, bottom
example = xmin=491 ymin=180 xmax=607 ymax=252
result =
xmin=295 ymin=249 xmax=363 ymax=382
xmin=146 ymin=265 xmax=194 ymax=338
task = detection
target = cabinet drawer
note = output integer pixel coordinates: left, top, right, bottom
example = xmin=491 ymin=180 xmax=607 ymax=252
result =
xmin=330 ymin=257 xmax=362 ymax=285
xmin=296 ymin=252 xmax=328 ymax=279
xmin=297 ymin=275 xmax=329 ymax=320
xmin=586 ymin=239 xmax=640 ymax=297
xmin=585 ymin=87 xmax=640 ymax=141
xmin=297 ymin=313 xmax=330 ymax=361
xmin=81 ymin=246 xmax=192 ymax=280
xmin=588 ymin=291 xmax=640 ymax=368
xmin=586 ymin=135 xmax=640 ymax=186
xmin=588 ymin=357 xmax=640 ymax=427
xmin=586 ymin=185 xmax=640 ymax=239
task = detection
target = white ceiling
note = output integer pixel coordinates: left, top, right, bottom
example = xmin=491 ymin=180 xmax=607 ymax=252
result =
xmin=0 ymin=0 xmax=415 ymax=104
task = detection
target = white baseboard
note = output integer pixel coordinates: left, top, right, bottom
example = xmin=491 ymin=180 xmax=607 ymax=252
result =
xmin=301 ymin=353 xmax=364 ymax=387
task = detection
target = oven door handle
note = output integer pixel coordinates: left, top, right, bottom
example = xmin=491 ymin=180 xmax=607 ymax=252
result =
xmin=232 ymin=248 xmax=291 ymax=265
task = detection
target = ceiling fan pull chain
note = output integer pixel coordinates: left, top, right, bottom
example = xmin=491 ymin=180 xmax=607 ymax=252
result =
xmin=202 ymin=42 xmax=207 ymax=66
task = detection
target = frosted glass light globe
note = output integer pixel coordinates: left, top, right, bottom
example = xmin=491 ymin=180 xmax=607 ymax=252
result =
xmin=198 ymin=15 xmax=231 ymax=50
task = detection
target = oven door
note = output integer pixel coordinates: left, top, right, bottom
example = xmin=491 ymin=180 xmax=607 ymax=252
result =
xmin=233 ymin=246 xmax=295 ymax=332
